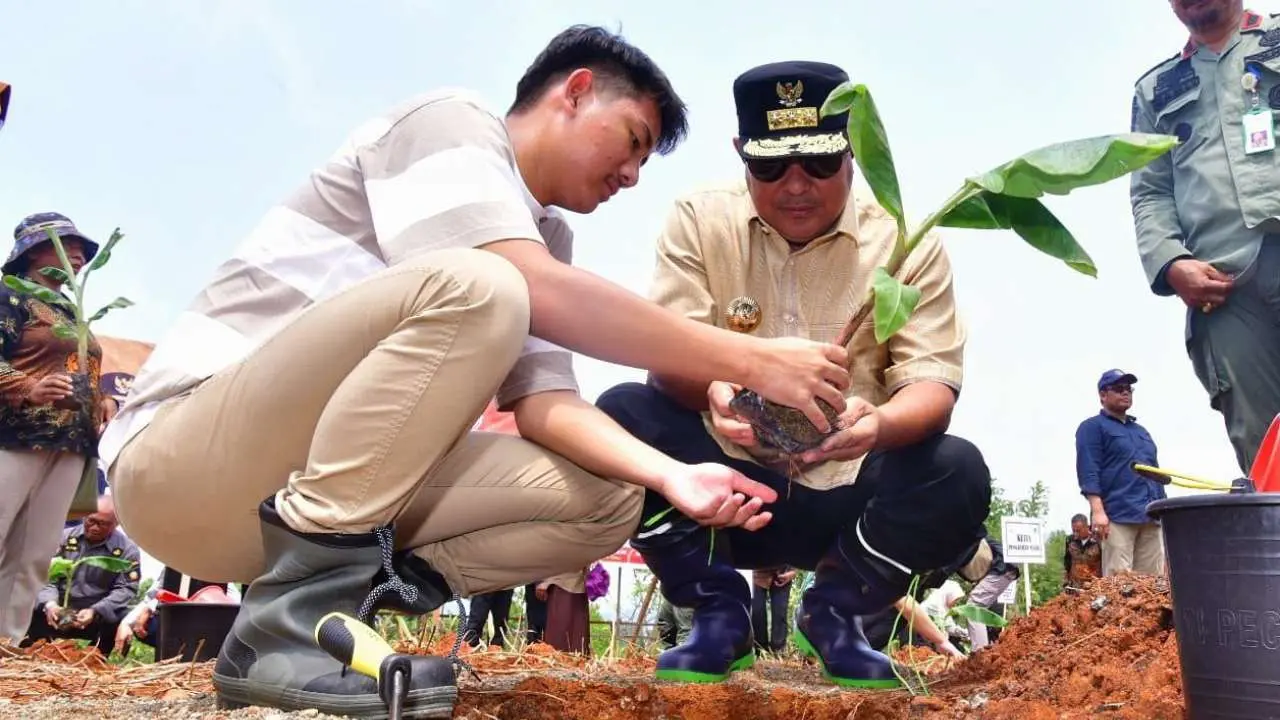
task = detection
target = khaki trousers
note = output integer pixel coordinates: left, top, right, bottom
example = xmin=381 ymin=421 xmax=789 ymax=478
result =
xmin=0 ymin=449 xmax=85 ymax=643
xmin=112 ymin=248 xmax=642 ymax=597
xmin=1102 ymin=522 xmax=1165 ymax=576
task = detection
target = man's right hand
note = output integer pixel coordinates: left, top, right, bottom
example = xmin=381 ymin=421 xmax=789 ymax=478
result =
xmin=26 ymin=374 xmax=74 ymax=405
xmin=131 ymin=608 xmax=152 ymax=639
xmin=1166 ymin=258 xmax=1233 ymax=310
xmin=1091 ymin=507 xmax=1111 ymax=541
xmin=708 ymin=381 xmax=758 ymax=448
xmin=113 ymin=622 xmax=135 ymax=656
xmin=659 ymin=463 xmax=779 ymax=532
xmin=744 ymin=337 xmax=849 ymax=431
xmin=43 ymin=603 xmax=61 ymax=627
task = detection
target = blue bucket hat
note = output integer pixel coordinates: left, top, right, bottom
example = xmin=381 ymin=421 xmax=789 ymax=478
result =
xmin=5 ymin=212 xmax=100 ymax=275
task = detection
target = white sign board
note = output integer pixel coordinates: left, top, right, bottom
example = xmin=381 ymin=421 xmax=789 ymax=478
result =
xmin=1001 ymin=516 xmax=1046 ymax=565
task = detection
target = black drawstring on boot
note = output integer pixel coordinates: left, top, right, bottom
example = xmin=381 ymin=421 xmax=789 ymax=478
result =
xmin=357 ymin=524 xmax=478 ymax=681
xmin=358 ymin=525 xmax=419 ymax=623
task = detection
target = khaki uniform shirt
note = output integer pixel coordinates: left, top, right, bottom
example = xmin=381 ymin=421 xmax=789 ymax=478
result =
xmin=649 ymin=180 xmax=965 ymax=490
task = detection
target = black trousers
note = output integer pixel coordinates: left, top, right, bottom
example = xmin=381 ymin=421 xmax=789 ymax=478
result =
xmin=595 ymin=383 xmax=991 ymax=573
xmin=523 ymin=583 xmax=547 ymax=644
xmin=750 ymin=580 xmax=792 ymax=652
xmin=24 ymin=607 xmax=120 ymax=657
xmin=461 ymin=589 xmax=514 ymax=647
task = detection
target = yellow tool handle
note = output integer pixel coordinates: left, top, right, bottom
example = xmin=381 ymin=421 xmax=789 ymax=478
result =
xmin=314 ymin=611 xmax=394 ymax=680
xmin=1131 ymin=463 xmax=1232 ymax=491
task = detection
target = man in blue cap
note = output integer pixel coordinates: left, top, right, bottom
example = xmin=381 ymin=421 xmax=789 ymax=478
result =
xmin=595 ymin=60 xmax=994 ymax=689
xmin=1074 ymin=369 xmax=1167 ymax=576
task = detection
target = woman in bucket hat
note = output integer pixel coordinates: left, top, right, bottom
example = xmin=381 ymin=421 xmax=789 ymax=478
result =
xmin=0 ymin=212 xmax=110 ymax=647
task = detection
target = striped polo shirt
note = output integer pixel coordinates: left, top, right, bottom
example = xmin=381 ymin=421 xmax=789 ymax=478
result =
xmin=98 ymin=89 xmax=578 ymax=470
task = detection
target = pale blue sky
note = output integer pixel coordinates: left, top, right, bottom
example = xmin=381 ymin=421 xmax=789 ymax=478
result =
xmin=2 ymin=0 xmax=1263 ymax=539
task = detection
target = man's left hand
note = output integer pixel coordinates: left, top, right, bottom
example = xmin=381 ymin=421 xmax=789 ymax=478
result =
xmin=797 ymin=397 xmax=880 ymax=465
xmin=73 ymin=608 xmax=96 ymax=628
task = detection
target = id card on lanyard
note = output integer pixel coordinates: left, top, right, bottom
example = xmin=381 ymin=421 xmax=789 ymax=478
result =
xmin=1243 ymin=63 xmax=1276 ymax=154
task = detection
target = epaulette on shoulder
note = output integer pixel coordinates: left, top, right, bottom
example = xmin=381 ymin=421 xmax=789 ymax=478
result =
xmin=1135 ymin=52 xmax=1182 ymax=86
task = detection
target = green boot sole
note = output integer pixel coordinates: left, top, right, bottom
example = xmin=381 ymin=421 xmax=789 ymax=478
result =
xmin=654 ymin=651 xmax=756 ymax=683
xmin=794 ymin=629 xmax=902 ymax=690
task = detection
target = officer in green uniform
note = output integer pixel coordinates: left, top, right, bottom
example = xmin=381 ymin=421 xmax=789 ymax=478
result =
xmin=1129 ymin=1 xmax=1280 ymax=474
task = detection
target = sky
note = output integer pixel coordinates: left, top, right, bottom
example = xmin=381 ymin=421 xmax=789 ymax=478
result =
xmin=2 ymin=0 xmax=1265 ymax=559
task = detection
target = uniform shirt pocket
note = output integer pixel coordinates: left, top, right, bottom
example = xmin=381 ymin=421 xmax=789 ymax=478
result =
xmin=1153 ymin=86 xmax=1204 ymax=165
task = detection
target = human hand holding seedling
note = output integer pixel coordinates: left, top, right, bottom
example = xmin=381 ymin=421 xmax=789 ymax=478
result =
xmin=797 ymin=396 xmax=880 ymax=465
xmin=26 ymin=374 xmax=74 ymax=405
xmin=707 ymin=381 xmax=758 ymax=448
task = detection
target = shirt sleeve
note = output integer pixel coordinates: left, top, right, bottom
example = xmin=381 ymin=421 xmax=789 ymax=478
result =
xmin=0 ymin=291 xmax=36 ymax=406
xmin=356 ymin=96 xmax=545 ymax=266
xmin=882 ymin=230 xmax=965 ymax=393
xmin=36 ymin=579 xmax=59 ymax=608
xmin=1076 ymin=420 xmax=1105 ymax=497
xmin=92 ymin=543 xmax=142 ymax=621
xmin=494 ymin=214 xmax=580 ymax=410
xmin=36 ymin=527 xmax=72 ymax=607
xmin=1129 ymin=89 xmax=1192 ymax=296
xmin=649 ymin=198 xmax=717 ymax=325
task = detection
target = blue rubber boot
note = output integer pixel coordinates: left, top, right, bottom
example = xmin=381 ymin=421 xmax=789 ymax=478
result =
xmin=634 ymin=527 xmax=754 ymax=683
xmin=794 ymin=532 xmax=910 ymax=689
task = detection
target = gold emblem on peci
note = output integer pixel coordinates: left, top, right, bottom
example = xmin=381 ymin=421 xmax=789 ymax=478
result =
xmin=776 ymin=80 xmax=804 ymax=108
xmin=726 ymin=296 xmax=762 ymax=333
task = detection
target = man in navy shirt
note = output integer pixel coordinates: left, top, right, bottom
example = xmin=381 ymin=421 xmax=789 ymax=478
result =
xmin=1075 ymin=369 xmax=1167 ymax=576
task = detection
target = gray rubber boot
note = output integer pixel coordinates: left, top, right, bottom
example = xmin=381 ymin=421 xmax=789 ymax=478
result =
xmin=213 ymin=498 xmax=458 ymax=718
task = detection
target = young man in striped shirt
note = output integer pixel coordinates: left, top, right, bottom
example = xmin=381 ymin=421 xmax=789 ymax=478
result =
xmin=98 ymin=25 xmax=851 ymax=717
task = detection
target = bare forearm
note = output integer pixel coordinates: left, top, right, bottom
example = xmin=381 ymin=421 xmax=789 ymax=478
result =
xmin=876 ymin=381 xmax=956 ymax=450
xmin=896 ymin=597 xmax=947 ymax=647
xmin=1086 ymin=495 xmax=1105 ymax=514
xmin=487 ymin=240 xmax=755 ymax=387
xmin=512 ymin=390 xmax=681 ymax=493
xmin=648 ymin=372 xmax=711 ymax=412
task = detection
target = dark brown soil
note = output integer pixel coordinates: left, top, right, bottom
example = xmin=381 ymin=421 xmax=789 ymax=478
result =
xmin=1 ymin=573 xmax=1185 ymax=719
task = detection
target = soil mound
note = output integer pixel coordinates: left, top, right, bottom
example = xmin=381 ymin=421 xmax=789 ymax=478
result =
xmin=0 ymin=574 xmax=1185 ymax=719
xmin=936 ymin=572 xmax=1183 ymax=719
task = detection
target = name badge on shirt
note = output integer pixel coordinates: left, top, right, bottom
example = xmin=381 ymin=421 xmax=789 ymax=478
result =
xmin=1243 ymin=107 xmax=1275 ymax=154
xmin=1243 ymin=67 xmax=1276 ymax=155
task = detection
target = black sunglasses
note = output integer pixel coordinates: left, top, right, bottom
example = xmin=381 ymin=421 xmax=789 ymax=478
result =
xmin=745 ymin=154 xmax=846 ymax=183
xmin=1105 ymin=385 xmax=1133 ymax=394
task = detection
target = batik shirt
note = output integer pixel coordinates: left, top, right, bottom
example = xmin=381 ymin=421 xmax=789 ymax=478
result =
xmin=0 ymin=279 xmax=102 ymax=455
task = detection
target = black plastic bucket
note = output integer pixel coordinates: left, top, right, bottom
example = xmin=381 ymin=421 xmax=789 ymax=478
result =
xmin=1148 ymin=492 xmax=1280 ymax=719
xmin=156 ymin=602 xmax=239 ymax=662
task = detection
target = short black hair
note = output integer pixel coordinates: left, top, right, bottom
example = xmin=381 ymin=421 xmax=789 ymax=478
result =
xmin=1071 ymin=513 xmax=1088 ymax=525
xmin=510 ymin=25 xmax=689 ymax=155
